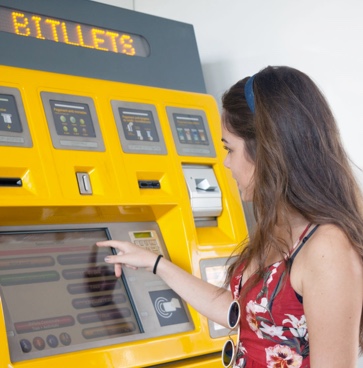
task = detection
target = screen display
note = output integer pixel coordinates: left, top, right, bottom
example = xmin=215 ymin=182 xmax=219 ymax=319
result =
xmin=0 ymin=6 xmax=150 ymax=57
xmin=133 ymin=231 xmax=152 ymax=239
xmin=0 ymin=229 xmax=141 ymax=362
xmin=119 ymin=108 xmax=160 ymax=143
xmin=111 ymin=101 xmax=167 ymax=155
xmin=0 ymin=94 xmax=22 ymax=133
xmin=172 ymin=113 xmax=209 ymax=146
xmin=50 ymin=100 xmax=96 ymax=138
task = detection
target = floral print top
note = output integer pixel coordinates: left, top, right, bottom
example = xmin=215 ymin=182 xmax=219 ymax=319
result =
xmin=230 ymin=225 xmax=319 ymax=368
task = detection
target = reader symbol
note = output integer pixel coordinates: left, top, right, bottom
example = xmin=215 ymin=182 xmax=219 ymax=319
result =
xmin=149 ymin=290 xmax=189 ymax=326
xmin=154 ymin=297 xmax=181 ymax=319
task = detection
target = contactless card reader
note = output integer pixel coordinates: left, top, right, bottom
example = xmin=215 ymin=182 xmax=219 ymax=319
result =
xmin=182 ymin=165 xmax=222 ymax=227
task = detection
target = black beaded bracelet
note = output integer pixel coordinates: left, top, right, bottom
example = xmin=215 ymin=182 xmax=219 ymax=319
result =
xmin=153 ymin=254 xmax=163 ymax=275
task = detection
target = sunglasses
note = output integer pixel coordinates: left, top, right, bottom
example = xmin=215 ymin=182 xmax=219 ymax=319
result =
xmin=221 ymin=299 xmax=241 ymax=367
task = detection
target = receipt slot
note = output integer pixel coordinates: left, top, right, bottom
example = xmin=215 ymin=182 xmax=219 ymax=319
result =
xmin=182 ymin=165 xmax=222 ymax=226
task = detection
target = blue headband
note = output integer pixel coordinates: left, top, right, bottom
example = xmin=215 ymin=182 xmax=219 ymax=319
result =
xmin=244 ymin=74 xmax=256 ymax=114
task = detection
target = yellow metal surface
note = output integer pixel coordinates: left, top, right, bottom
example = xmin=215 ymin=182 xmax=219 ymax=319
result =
xmin=0 ymin=65 xmax=247 ymax=368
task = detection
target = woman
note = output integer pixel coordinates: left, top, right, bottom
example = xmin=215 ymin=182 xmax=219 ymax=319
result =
xmin=97 ymin=66 xmax=363 ymax=367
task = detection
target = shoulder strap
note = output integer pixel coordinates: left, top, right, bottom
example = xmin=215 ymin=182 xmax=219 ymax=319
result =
xmin=289 ymin=224 xmax=320 ymax=263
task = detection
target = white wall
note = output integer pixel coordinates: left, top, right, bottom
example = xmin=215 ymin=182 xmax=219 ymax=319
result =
xmin=94 ymin=1 xmax=363 ymax=365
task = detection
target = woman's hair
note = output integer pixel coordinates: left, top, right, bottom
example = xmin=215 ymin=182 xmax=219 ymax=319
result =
xmin=222 ymin=65 xmax=363 ymax=349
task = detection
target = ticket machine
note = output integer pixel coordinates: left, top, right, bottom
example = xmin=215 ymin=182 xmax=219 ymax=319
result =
xmin=0 ymin=1 xmax=247 ymax=367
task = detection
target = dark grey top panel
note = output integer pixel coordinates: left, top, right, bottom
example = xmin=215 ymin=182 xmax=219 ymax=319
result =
xmin=0 ymin=0 xmax=206 ymax=93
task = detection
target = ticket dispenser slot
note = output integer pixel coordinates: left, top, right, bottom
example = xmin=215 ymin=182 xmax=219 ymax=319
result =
xmin=182 ymin=165 xmax=222 ymax=227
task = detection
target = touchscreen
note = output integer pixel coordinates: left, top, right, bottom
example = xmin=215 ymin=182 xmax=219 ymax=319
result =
xmin=0 ymin=229 xmax=141 ymax=362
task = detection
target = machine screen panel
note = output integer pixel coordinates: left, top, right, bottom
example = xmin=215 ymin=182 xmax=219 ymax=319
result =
xmin=119 ymin=108 xmax=160 ymax=143
xmin=0 ymin=229 xmax=141 ymax=362
xmin=111 ymin=101 xmax=167 ymax=154
xmin=0 ymin=94 xmax=22 ymax=133
xmin=166 ymin=107 xmax=215 ymax=157
xmin=41 ymin=92 xmax=105 ymax=151
xmin=0 ymin=87 xmax=32 ymax=147
xmin=49 ymin=100 xmax=96 ymax=138
xmin=173 ymin=113 xmax=209 ymax=146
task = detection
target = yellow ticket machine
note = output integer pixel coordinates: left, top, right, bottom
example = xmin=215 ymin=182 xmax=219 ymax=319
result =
xmin=0 ymin=1 xmax=248 ymax=367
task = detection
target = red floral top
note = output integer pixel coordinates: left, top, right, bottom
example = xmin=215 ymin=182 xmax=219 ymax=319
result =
xmin=230 ymin=225 xmax=318 ymax=368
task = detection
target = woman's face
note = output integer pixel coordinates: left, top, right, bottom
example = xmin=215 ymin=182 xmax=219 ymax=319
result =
xmin=222 ymin=122 xmax=255 ymax=201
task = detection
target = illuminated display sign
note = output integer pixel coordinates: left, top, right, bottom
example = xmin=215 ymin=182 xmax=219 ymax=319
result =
xmin=0 ymin=6 xmax=150 ymax=57
xmin=0 ymin=229 xmax=141 ymax=362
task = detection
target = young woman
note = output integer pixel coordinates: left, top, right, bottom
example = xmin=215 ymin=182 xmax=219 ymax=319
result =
xmin=97 ymin=66 xmax=363 ymax=367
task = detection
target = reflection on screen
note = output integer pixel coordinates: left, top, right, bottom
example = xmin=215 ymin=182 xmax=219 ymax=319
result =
xmin=0 ymin=229 xmax=141 ymax=362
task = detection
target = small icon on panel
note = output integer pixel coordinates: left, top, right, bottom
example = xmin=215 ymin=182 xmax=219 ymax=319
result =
xmin=136 ymin=130 xmax=143 ymax=140
xmin=146 ymin=130 xmax=154 ymax=141
xmin=1 ymin=113 xmax=12 ymax=124
xmin=149 ymin=289 xmax=189 ymax=326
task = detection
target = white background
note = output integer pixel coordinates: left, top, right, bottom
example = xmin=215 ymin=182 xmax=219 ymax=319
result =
xmin=92 ymin=1 xmax=363 ymax=365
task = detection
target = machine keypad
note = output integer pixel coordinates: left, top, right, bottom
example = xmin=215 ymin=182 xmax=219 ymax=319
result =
xmin=133 ymin=239 xmax=160 ymax=254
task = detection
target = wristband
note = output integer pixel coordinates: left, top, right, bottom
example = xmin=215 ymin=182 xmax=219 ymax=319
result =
xmin=153 ymin=254 xmax=163 ymax=275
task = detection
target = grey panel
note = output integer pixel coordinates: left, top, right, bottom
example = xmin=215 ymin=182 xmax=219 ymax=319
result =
xmin=0 ymin=222 xmax=194 ymax=362
xmin=166 ymin=106 xmax=216 ymax=157
xmin=111 ymin=100 xmax=167 ymax=155
xmin=0 ymin=86 xmax=32 ymax=147
xmin=41 ymin=92 xmax=105 ymax=151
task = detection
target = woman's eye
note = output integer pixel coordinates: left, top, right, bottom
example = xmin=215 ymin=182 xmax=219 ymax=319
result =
xmin=223 ymin=146 xmax=232 ymax=153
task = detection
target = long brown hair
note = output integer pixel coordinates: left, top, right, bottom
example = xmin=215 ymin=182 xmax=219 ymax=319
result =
xmin=222 ymin=65 xmax=363 ymax=349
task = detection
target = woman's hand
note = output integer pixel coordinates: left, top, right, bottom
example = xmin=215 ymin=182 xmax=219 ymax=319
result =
xmin=97 ymin=239 xmax=232 ymax=326
xmin=96 ymin=240 xmax=159 ymax=277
